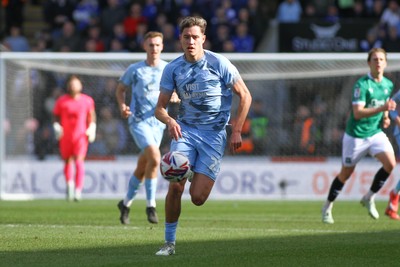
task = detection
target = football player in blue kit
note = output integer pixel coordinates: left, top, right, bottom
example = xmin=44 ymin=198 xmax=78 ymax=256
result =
xmin=154 ymin=16 xmax=252 ymax=255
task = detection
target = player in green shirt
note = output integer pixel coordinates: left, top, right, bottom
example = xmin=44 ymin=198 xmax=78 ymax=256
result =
xmin=322 ymin=48 xmax=397 ymax=224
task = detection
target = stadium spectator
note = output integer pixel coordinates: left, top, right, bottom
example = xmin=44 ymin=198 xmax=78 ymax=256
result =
xmin=276 ymin=0 xmax=302 ymax=23
xmin=127 ymin=22 xmax=148 ymax=52
xmin=53 ymin=75 xmax=96 ymax=202
xmin=212 ymin=23 xmax=231 ymax=52
xmin=321 ymin=48 xmax=397 ymax=224
xmin=154 ymin=15 xmax=252 ymax=256
xmin=52 ymin=21 xmax=81 ymax=52
xmin=160 ymin=23 xmax=178 ymax=52
xmin=245 ymin=0 xmax=270 ymax=48
xmin=324 ymin=5 xmax=340 ymax=23
xmin=108 ymin=22 xmax=128 ymax=50
xmin=159 ymin=0 xmax=178 ymax=23
xmin=380 ymin=0 xmax=400 ymax=28
xmin=177 ymin=0 xmax=195 ymax=17
xmin=382 ymin=25 xmax=400 ymax=52
xmin=116 ymin=31 xmax=168 ymax=225
xmin=220 ymin=0 xmax=237 ymax=25
xmin=231 ymin=22 xmax=254 ymax=52
xmin=249 ymin=98 xmax=269 ymax=155
xmin=123 ymin=2 xmax=147 ymax=38
xmin=293 ymin=105 xmax=316 ymax=155
xmin=351 ymin=0 xmax=368 ymax=19
xmin=97 ymin=106 xmax=127 ymax=155
xmin=72 ymin=0 xmax=100 ymax=33
xmin=142 ymin=0 xmax=159 ymax=23
xmin=84 ymin=25 xmax=106 ymax=52
xmin=302 ymin=2 xmax=317 ymax=19
xmin=366 ymin=0 xmax=385 ymax=18
xmin=360 ymin=26 xmax=383 ymax=52
xmin=222 ymin=39 xmax=235 ymax=52
xmin=108 ymin=38 xmax=129 ymax=52
xmin=99 ymin=0 xmax=126 ymax=37
xmin=2 ymin=26 xmax=30 ymax=52
xmin=43 ymin=0 xmax=76 ymax=38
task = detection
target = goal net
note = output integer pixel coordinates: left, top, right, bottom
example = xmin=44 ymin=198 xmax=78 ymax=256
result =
xmin=2 ymin=52 xmax=400 ymax=161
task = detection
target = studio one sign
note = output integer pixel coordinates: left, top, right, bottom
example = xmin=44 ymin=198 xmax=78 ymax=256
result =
xmin=279 ymin=20 xmax=376 ymax=52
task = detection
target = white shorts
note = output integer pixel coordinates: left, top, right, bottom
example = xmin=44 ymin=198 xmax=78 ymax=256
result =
xmin=342 ymin=132 xmax=394 ymax=167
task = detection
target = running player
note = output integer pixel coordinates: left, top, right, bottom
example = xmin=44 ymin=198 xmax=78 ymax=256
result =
xmin=116 ymin=31 xmax=168 ymax=224
xmin=154 ymin=16 xmax=252 ymax=255
xmin=321 ymin=48 xmax=397 ymax=224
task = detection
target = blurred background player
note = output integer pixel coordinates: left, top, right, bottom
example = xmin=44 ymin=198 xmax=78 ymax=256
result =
xmin=115 ymin=31 xmax=167 ymax=224
xmin=154 ymin=16 xmax=252 ymax=255
xmin=321 ymin=48 xmax=397 ymax=224
xmin=386 ymin=89 xmax=400 ymax=220
xmin=53 ymin=74 xmax=96 ymax=201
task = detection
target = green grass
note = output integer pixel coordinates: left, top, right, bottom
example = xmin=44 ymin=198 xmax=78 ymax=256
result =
xmin=1 ymin=199 xmax=400 ymax=267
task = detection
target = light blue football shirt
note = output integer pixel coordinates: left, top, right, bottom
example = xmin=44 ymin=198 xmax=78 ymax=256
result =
xmin=119 ymin=59 xmax=168 ymax=122
xmin=390 ymin=90 xmax=400 ymax=136
xmin=160 ymin=50 xmax=241 ymax=131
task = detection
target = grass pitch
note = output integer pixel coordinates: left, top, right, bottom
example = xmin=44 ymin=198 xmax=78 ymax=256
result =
xmin=1 ymin=199 xmax=400 ymax=267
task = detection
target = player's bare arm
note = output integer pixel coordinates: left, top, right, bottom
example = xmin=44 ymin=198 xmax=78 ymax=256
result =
xmin=229 ymin=78 xmax=252 ymax=152
xmin=115 ymin=83 xmax=132 ymax=119
xmin=352 ymin=99 xmax=396 ymax=120
xmin=155 ymin=91 xmax=182 ymax=140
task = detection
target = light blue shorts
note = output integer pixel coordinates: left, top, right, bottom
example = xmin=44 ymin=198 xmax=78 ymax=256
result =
xmin=128 ymin=116 xmax=165 ymax=151
xmin=170 ymin=123 xmax=227 ymax=181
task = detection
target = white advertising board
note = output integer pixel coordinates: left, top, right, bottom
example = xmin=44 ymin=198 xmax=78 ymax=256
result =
xmin=1 ymin=157 xmax=397 ymax=200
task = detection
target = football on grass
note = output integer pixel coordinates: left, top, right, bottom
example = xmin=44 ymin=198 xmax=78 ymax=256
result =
xmin=160 ymin=151 xmax=191 ymax=182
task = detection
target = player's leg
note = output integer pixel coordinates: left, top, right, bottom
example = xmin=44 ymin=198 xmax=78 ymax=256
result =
xmin=188 ymin=127 xmax=225 ymax=205
xmin=189 ymin=173 xmax=215 ymax=206
xmin=74 ymin=156 xmax=85 ymax=201
xmin=143 ymin=144 xmax=161 ymax=223
xmin=386 ymin=135 xmax=400 ymax=220
xmin=118 ymin=153 xmax=146 ymax=225
xmin=322 ymin=165 xmax=355 ymax=224
xmin=374 ymin=150 xmax=397 ymax=219
xmin=73 ymin=138 xmax=89 ymax=201
xmin=60 ymin=139 xmax=74 ymax=201
xmin=64 ymin=158 xmax=74 ymax=201
xmin=155 ymin=180 xmax=186 ymax=256
xmin=322 ymin=133 xmax=365 ymax=223
xmin=118 ymin=119 xmax=150 ymax=224
xmin=362 ymin=132 xmax=396 ymax=219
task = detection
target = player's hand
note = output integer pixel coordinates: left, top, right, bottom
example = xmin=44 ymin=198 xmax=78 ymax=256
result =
xmin=120 ymin=105 xmax=132 ymax=119
xmin=386 ymin=99 xmax=396 ymax=111
xmin=53 ymin=122 xmax=63 ymax=140
xmin=167 ymin=118 xmax=182 ymax=141
xmin=382 ymin=116 xmax=391 ymax=128
xmin=86 ymin=122 xmax=96 ymax=143
xmin=229 ymin=131 xmax=242 ymax=153
xmin=170 ymin=91 xmax=181 ymax=103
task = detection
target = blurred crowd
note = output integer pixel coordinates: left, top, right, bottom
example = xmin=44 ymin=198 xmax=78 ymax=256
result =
xmin=1 ymin=0 xmax=270 ymax=53
xmin=2 ymin=0 xmax=400 ymax=53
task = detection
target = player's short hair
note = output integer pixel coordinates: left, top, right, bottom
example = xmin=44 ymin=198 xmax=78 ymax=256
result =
xmin=66 ymin=74 xmax=81 ymax=89
xmin=179 ymin=16 xmax=207 ymax=34
xmin=144 ymin=31 xmax=163 ymax=41
xmin=368 ymin=48 xmax=387 ymax=62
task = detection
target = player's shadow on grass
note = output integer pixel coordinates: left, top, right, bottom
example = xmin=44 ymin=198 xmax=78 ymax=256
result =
xmin=2 ymin=230 xmax=400 ymax=267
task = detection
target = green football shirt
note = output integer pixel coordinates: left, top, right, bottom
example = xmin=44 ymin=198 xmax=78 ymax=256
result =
xmin=345 ymin=74 xmax=393 ymax=138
